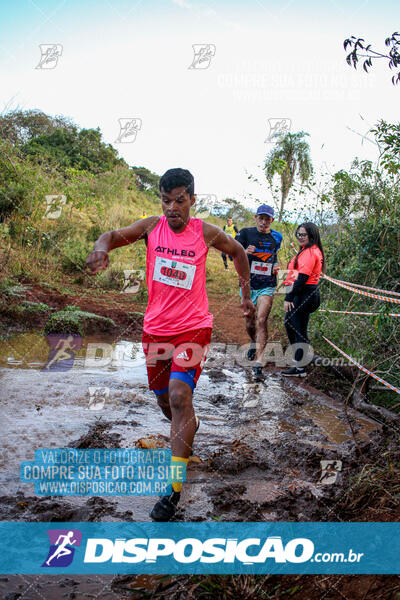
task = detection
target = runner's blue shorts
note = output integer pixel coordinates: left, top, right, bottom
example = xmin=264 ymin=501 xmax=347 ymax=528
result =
xmin=240 ymin=287 xmax=276 ymax=305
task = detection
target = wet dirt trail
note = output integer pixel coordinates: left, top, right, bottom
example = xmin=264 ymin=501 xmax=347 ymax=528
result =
xmin=0 ymin=331 xmax=385 ymax=599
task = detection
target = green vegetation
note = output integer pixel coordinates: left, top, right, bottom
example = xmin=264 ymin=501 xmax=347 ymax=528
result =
xmin=20 ymin=300 xmax=50 ymax=313
xmin=45 ymin=306 xmax=116 ymax=335
xmin=0 ymin=280 xmax=30 ymax=297
xmin=310 ymin=127 xmax=400 ymax=410
xmin=0 ymin=112 xmax=152 ymax=291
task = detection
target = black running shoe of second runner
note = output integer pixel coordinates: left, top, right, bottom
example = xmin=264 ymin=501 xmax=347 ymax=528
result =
xmin=281 ymin=367 xmax=306 ymax=377
xmin=247 ymin=345 xmax=257 ymax=361
xmin=150 ymin=491 xmax=181 ymax=521
xmin=252 ymin=364 xmax=265 ymax=381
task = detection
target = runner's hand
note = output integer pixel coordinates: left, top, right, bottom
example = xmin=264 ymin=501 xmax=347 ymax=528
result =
xmin=241 ymin=298 xmax=255 ymax=318
xmin=246 ymin=245 xmax=256 ymax=254
xmin=284 ymin=301 xmax=294 ymax=312
xmin=86 ymin=250 xmax=109 ymax=275
xmin=272 ymin=264 xmax=279 ymax=275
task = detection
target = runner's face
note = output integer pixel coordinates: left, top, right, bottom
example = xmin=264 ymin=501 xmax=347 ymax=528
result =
xmin=255 ymin=214 xmax=273 ymax=232
xmin=297 ymin=226 xmax=309 ymax=247
xmin=161 ymin=186 xmax=195 ymax=231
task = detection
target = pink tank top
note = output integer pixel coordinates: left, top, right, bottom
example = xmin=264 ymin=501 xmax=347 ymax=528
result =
xmin=143 ymin=216 xmax=213 ymax=335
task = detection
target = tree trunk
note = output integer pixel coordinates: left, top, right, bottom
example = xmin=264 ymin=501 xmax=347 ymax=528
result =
xmin=279 ymin=165 xmax=293 ymax=221
xmin=279 ymin=188 xmax=289 ymax=221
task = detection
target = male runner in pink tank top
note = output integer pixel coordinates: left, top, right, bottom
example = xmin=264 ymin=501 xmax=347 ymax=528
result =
xmin=86 ymin=168 xmax=254 ymax=521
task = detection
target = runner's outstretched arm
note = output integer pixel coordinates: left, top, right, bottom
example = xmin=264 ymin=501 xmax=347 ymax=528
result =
xmin=86 ymin=216 xmax=160 ymax=275
xmin=203 ymin=223 xmax=255 ymax=318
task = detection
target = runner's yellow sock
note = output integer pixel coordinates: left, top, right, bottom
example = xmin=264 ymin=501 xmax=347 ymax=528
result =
xmin=171 ymin=456 xmax=189 ymax=493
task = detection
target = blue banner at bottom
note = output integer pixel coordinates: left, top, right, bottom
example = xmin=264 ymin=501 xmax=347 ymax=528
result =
xmin=0 ymin=522 xmax=399 ymax=574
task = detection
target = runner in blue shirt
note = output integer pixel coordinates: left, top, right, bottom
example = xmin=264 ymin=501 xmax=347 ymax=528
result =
xmin=236 ymin=205 xmax=282 ymax=381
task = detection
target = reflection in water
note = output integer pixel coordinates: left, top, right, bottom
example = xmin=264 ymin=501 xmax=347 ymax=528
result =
xmin=0 ymin=332 xmax=146 ymax=373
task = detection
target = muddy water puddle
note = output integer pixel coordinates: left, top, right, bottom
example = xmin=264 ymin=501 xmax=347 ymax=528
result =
xmin=0 ymin=332 xmax=380 ymax=524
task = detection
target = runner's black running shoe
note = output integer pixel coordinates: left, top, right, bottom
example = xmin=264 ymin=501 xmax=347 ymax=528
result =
xmin=281 ymin=367 xmax=306 ymax=377
xmin=252 ymin=365 xmax=265 ymax=381
xmin=150 ymin=491 xmax=181 ymax=521
xmin=247 ymin=346 xmax=257 ymax=361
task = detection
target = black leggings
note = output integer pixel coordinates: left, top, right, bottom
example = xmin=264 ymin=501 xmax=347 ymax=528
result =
xmin=284 ymin=285 xmax=320 ymax=365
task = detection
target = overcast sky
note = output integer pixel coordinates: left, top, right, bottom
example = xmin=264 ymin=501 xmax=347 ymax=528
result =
xmin=1 ymin=0 xmax=399 ymax=212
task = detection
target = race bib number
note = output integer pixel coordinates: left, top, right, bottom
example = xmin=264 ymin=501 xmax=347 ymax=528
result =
xmin=153 ymin=256 xmax=196 ymax=290
xmin=251 ymin=261 xmax=272 ymax=276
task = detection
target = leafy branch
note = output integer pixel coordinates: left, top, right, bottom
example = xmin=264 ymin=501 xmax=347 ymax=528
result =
xmin=343 ymin=32 xmax=400 ymax=85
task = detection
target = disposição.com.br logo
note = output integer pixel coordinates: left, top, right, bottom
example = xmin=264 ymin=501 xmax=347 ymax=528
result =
xmin=40 ymin=530 xmax=364 ymax=568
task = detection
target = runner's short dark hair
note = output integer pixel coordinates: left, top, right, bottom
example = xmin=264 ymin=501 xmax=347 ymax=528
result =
xmin=159 ymin=168 xmax=195 ymax=197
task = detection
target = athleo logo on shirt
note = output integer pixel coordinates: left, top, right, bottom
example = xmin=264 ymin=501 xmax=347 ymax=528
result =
xmin=160 ymin=266 xmax=187 ymax=281
xmin=155 ymin=246 xmax=195 ymax=258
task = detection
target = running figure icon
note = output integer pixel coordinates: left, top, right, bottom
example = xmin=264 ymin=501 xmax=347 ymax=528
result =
xmin=44 ymin=335 xmax=76 ymax=370
xmin=45 ymin=531 xmax=77 ymax=566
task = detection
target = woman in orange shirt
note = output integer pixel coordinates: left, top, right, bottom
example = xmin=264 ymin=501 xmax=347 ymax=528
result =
xmin=281 ymin=222 xmax=325 ymax=377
